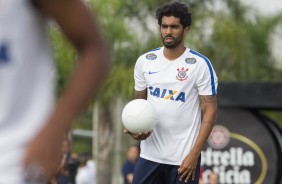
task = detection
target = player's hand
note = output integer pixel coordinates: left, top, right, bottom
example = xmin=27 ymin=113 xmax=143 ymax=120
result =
xmin=124 ymin=129 xmax=152 ymax=140
xmin=22 ymin=126 xmax=65 ymax=183
xmin=178 ymin=151 xmax=200 ymax=183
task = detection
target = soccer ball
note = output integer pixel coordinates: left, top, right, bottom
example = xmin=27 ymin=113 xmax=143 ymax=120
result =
xmin=122 ymin=99 xmax=158 ymax=134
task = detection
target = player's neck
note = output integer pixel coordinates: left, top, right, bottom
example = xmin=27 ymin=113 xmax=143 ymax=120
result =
xmin=163 ymin=45 xmax=186 ymax=61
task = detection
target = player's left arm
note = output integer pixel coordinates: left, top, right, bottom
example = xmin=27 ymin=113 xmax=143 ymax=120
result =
xmin=194 ymin=95 xmax=217 ymax=154
xmin=178 ymin=95 xmax=217 ymax=182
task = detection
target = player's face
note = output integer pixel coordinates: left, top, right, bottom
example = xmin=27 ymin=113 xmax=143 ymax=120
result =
xmin=160 ymin=16 xmax=188 ymax=49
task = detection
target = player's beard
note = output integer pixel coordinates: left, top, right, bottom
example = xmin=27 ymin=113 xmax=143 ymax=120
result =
xmin=162 ymin=31 xmax=184 ymax=49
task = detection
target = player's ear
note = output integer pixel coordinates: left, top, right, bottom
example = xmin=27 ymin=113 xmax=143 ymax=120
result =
xmin=184 ymin=26 xmax=190 ymax=33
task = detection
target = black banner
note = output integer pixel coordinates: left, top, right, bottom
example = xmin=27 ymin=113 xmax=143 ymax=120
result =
xmin=201 ymin=108 xmax=282 ymax=184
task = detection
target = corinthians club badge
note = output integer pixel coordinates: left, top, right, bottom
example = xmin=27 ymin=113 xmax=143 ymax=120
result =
xmin=176 ymin=67 xmax=189 ymax=81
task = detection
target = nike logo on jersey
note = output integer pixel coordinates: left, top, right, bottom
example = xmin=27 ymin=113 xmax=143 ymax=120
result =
xmin=148 ymin=71 xmax=158 ymax=74
xmin=149 ymin=86 xmax=186 ymax=102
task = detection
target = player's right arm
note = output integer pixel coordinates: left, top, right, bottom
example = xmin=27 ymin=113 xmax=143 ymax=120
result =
xmin=23 ymin=0 xmax=109 ymax=182
xmin=124 ymin=54 xmax=152 ymax=140
xmin=134 ymin=89 xmax=147 ymax=99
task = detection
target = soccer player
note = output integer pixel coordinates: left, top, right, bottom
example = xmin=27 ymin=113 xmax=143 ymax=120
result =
xmin=125 ymin=2 xmax=218 ymax=184
xmin=0 ymin=0 xmax=108 ymax=183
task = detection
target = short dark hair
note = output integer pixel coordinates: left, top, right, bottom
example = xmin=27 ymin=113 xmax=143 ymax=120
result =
xmin=155 ymin=1 xmax=192 ymax=28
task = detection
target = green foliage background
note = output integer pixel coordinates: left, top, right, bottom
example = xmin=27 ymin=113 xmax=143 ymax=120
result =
xmin=50 ymin=0 xmax=282 ymax=154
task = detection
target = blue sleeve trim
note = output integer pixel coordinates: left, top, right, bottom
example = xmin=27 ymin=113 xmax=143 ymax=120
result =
xmin=147 ymin=47 xmax=161 ymax=52
xmin=189 ymin=50 xmax=216 ymax=95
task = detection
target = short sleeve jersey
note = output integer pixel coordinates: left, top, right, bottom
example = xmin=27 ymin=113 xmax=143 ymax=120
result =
xmin=134 ymin=47 xmax=218 ymax=165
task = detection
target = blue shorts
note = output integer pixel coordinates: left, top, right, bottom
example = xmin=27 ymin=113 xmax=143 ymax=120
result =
xmin=132 ymin=156 xmax=201 ymax=184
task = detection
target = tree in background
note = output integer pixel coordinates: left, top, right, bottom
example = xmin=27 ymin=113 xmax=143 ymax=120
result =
xmin=196 ymin=0 xmax=282 ymax=81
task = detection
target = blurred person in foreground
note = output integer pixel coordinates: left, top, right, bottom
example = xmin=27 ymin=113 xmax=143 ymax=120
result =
xmin=125 ymin=1 xmax=218 ymax=184
xmin=0 ymin=0 xmax=109 ymax=183
xmin=122 ymin=145 xmax=140 ymax=184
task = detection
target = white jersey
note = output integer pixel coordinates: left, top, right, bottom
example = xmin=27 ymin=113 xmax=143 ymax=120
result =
xmin=134 ymin=47 xmax=218 ymax=165
xmin=0 ymin=0 xmax=55 ymax=182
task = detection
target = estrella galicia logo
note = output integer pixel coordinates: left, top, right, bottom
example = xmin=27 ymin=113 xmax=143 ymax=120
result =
xmin=148 ymin=86 xmax=186 ymax=102
xmin=146 ymin=53 xmax=157 ymax=60
xmin=185 ymin=57 xmax=196 ymax=64
xmin=203 ymin=123 xmax=269 ymax=184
